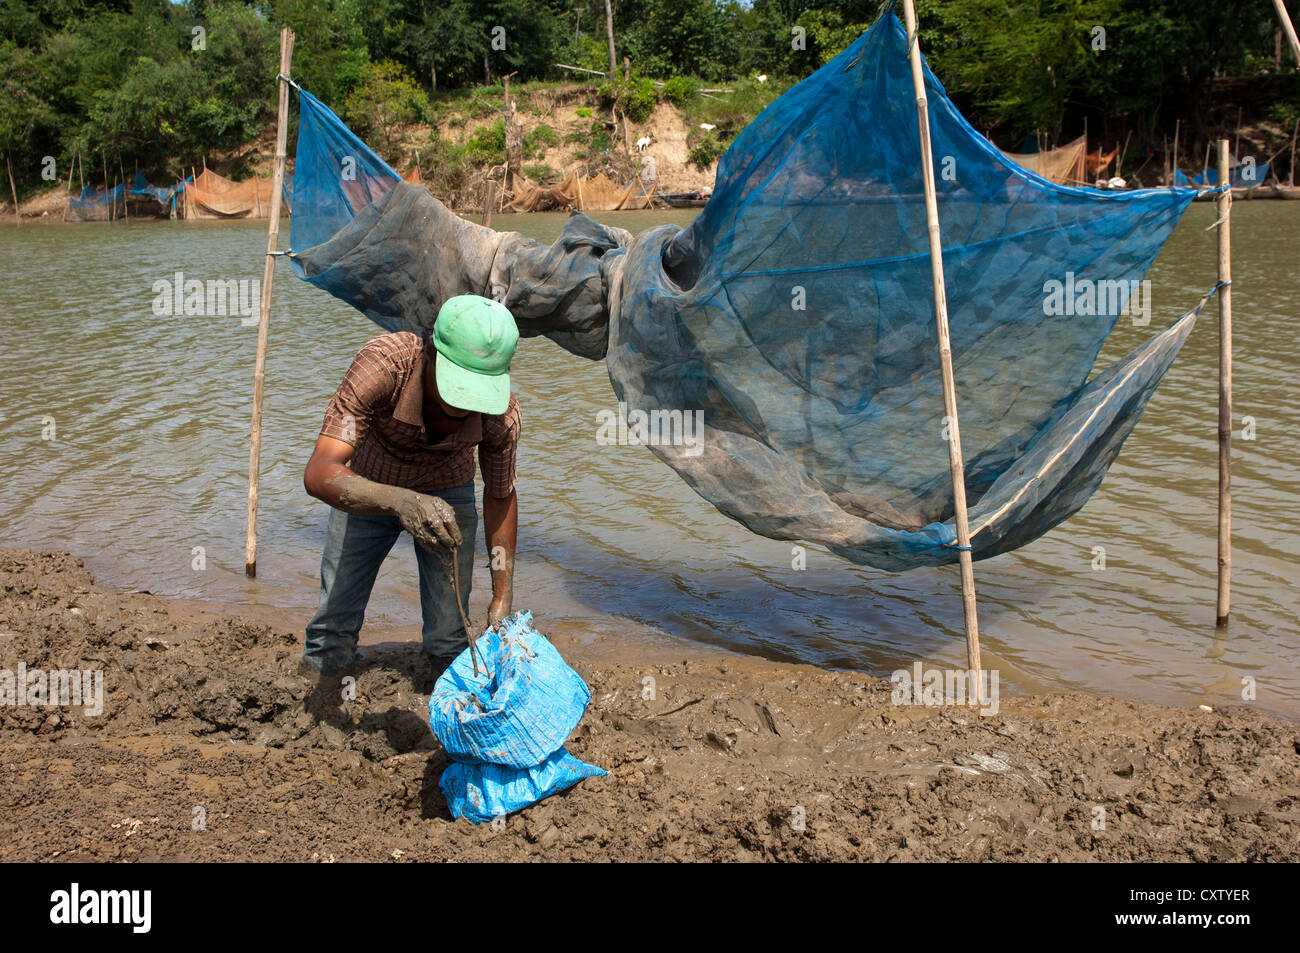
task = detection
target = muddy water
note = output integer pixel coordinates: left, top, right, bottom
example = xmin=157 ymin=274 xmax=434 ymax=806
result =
xmin=0 ymin=204 xmax=1296 ymax=717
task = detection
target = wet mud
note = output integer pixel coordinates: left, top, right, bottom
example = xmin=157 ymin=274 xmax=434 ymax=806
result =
xmin=1 ymin=548 xmax=1296 ymax=861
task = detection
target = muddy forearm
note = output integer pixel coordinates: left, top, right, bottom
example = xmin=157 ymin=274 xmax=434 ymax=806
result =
xmin=312 ymin=467 xmax=461 ymax=550
xmin=484 ymin=490 xmax=517 ymax=611
xmin=324 ymin=469 xmax=412 ymax=517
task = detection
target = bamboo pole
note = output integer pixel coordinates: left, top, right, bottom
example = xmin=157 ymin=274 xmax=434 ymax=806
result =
xmin=109 ymin=175 xmax=117 ymax=221
xmin=119 ymin=154 xmax=129 ymax=222
xmin=900 ymin=0 xmax=983 ymax=690
xmin=245 ymin=28 xmax=295 ymax=578
xmin=62 ymin=151 xmax=74 ymax=222
xmin=553 ymin=63 xmax=608 ymax=77
xmin=1275 ymin=0 xmax=1300 ymax=68
xmin=482 ymin=179 xmax=496 ymax=227
xmin=6 ymin=155 xmax=19 ymax=225
xmin=1290 ymin=117 xmax=1298 ymax=186
xmin=76 ymin=147 xmax=84 ymax=191
xmin=1215 ymin=140 xmax=1233 ymax=625
xmin=1172 ymin=119 xmax=1181 ymax=184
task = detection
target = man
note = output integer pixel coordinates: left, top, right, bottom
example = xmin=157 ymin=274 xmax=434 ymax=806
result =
xmin=300 ymin=294 xmax=521 ymax=677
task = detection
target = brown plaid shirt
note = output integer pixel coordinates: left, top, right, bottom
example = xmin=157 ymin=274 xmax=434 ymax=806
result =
xmin=319 ymin=331 xmax=521 ymax=499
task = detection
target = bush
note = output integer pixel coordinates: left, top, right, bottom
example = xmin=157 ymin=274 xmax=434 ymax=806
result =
xmin=598 ymin=77 xmax=659 ymax=124
xmin=524 ymin=163 xmax=556 ymax=182
xmin=588 ymin=120 xmax=612 ymax=154
xmin=524 ymin=123 xmax=558 ymax=158
xmin=341 ymin=61 xmax=429 ymax=149
xmin=575 ymin=107 xmax=593 ymax=118
xmin=463 ymin=118 xmax=505 ymax=164
xmin=688 ymin=132 xmax=725 ymax=169
xmin=662 ymin=76 xmax=700 ymax=108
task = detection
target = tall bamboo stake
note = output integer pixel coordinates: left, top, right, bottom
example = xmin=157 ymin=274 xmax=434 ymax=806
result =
xmin=482 ymin=179 xmax=496 ymax=227
xmin=6 ymin=155 xmax=19 ymax=225
xmin=900 ymin=0 xmax=983 ymax=689
xmin=1275 ymin=0 xmax=1300 ymax=68
xmin=245 ymin=28 xmax=295 ymax=578
xmin=62 ymin=151 xmax=74 ymax=222
xmin=1172 ymin=118 xmax=1181 ymax=184
xmin=1290 ymin=117 xmax=1298 ymax=186
xmin=1117 ymin=129 xmax=1133 ymax=181
xmin=1215 ymin=140 xmax=1233 ymax=625
xmin=119 ymin=154 xmax=129 ymax=222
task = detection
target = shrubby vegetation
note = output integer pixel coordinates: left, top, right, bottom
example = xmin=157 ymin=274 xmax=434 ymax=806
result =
xmin=0 ymin=0 xmax=1294 ymax=195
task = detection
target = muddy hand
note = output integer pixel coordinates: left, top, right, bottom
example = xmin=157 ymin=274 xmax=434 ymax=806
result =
xmin=486 ymin=593 xmax=512 ymax=630
xmin=397 ymin=491 xmax=462 ymax=550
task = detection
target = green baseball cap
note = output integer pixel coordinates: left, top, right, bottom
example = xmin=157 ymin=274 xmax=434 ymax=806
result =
xmin=430 ymin=294 xmax=519 ymax=415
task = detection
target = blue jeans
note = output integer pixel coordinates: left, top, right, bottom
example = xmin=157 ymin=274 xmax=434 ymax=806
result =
xmin=303 ymin=481 xmax=478 ymax=675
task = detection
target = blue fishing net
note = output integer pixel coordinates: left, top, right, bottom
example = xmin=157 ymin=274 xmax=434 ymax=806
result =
xmin=1175 ymin=163 xmax=1271 ymax=188
xmin=287 ymin=10 xmax=1208 ymax=572
xmin=290 ymin=88 xmax=403 ymax=251
xmin=68 ymin=182 xmax=126 ymax=221
xmin=127 ymin=170 xmax=181 ymax=205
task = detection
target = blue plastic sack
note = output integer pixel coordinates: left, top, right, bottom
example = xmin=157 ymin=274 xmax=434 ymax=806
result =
xmin=428 ymin=611 xmax=592 ymax=768
xmin=439 ymin=747 xmax=607 ymax=824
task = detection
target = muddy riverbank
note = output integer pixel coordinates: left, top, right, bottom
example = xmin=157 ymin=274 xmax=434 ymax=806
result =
xmin=1 ymin=547 xmax=1296 ymax=862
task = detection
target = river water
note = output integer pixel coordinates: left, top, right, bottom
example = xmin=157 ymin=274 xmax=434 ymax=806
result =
xmin=1 ymin=203 xmax=1296 ymax=717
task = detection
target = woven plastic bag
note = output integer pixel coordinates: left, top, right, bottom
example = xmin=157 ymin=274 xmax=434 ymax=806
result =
xmin=439 ymin=748 xmax=606 ymax=824
xmin=428 ymin=611 xmax=592 ymax=768
xmin=428 ymin=611 xmax=605 ymax=821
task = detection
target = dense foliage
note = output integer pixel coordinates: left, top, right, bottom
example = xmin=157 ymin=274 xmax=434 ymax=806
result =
xmin=0 ymin=0 xmax=1294 ymax=193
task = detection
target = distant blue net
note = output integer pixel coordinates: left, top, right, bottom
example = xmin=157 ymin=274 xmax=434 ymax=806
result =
xmin=286 ymin=10 xmax=1209 ymax=571
xmin=127 ymin=170 xmax=181 ymax=205
xmin=68 ymin=182 xmax=126 ymax=221
xmin=1175 ymin=162 xmax=1270 ymax=188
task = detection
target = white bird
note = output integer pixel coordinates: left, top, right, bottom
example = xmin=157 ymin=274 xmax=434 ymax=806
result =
xmin=757 ymin=74 xmax=768 ymax=83
xmin=635 ymin=136 xmax=651 ymax=152
xmin=699 ymin=123 xmax=716 ymax=131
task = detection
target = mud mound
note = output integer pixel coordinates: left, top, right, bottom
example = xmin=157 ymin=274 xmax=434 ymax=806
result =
xmin=1 ymin=547 xmax=1296 ymax=862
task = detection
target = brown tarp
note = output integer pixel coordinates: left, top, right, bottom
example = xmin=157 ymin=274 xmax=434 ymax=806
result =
xmin=182 ymin=169 xmax=282 ymax=219
xmin=509 ymin=172 xmax=655 ymax=212
xmin=1086 ymin=146 xmax=1118 ymax=180
xmin=1000 ymin=135 xmax=1088 ymax=185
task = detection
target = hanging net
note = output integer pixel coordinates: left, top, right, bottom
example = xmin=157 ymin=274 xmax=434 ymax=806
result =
xmin=999 ymin=134 xmax=1088 ymax=185
xmin=1175 ymin=162 xmax=1271 ymax=189
xmin=287 ymin=10 xmax=1207 ymax=572
xmin=68 ymin=182 xmax=126 ymax=221
xmin=127 ymin=170 xmax=182 ymax=206
xmin=182 ymin=168 xmax=286 ymax=219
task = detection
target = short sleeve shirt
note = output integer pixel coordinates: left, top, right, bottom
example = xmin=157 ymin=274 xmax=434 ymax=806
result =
xmin=319 ymin=331 xmax=520 ymax=498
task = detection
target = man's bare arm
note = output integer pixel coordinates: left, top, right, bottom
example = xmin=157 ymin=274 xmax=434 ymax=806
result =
xmin=483 ymin=489 xmax=518 ymax=628
xmin=303 ymin=434 xmax=461 ymax=550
